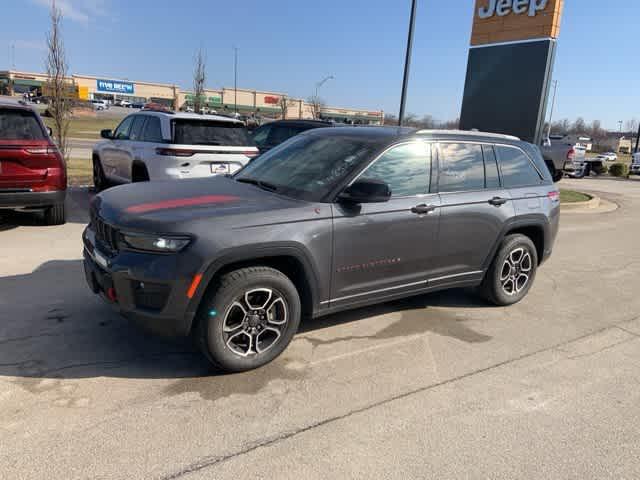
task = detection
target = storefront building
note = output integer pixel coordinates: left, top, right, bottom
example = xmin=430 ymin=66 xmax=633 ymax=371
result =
xmin=0 ymin=70 xmax=383 ymax=124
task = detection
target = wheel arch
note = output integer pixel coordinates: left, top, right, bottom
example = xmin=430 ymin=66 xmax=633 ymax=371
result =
xmin=131 ymin=160 xmax=149 ymax=181
xmin=185 ymin=244 xmax=321 ymax=334
xmin=484 ymin=217 xmax=548 ymax=270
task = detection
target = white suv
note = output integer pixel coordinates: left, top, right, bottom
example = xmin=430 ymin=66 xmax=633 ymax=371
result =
xmin=92 ymin=109 xmax=258 ymax=190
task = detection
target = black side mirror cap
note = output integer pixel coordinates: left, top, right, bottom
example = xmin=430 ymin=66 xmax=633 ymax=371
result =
xmin=338 ymin=178 xmax=392 ymax=204
xmin=100 ymin=129 xmax=113 ymax=139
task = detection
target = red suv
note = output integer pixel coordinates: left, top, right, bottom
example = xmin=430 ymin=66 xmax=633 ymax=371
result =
xmin=0 ymin=98 xmax=66 ymax=225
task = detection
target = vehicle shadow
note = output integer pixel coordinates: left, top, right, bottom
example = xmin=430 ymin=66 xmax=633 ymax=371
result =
xmin=0 ymin=259 xmax=492 ymax=383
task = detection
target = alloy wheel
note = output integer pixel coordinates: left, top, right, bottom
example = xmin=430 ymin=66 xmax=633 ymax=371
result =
xmin=500 ymin=247 xmax=532 ymax=296
xmin=222 ymin=288 xmax=288 ymax=357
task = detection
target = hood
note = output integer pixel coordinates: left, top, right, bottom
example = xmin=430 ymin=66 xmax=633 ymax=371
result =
xmin=93 ymin=176 xmax=302 ymax=230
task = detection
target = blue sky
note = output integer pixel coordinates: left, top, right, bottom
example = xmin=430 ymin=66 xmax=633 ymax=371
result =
xmin=1 ymin=0 xmax=638 ymax=130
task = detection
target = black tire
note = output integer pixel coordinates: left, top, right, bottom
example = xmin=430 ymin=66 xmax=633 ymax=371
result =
xmin=546 ymin=162 xmax=563 ymax=183
xmin=194 ymin=266 xmax=301 ymax=372
xmin=480 ymin=234 xmax=538 ymax=306
xmin=92 ymin=156 xmax=109 ymax=192
xmin=132 ymin=163 xmax=150 ymax=182
xmin=43 ymin=203 xmax=65 ymax=226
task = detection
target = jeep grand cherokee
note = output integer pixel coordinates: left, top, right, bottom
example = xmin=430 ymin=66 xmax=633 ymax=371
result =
xmin=83 ymin=127 xmax=559 ymax=372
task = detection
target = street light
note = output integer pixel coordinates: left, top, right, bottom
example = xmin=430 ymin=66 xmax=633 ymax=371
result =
xmin=398 ymin=0 xmax=417 ymax=126
xmin=314 ymin=75 xmax=334 ymax=119
xmin=233 ymin=47 xmax=238 ymax=115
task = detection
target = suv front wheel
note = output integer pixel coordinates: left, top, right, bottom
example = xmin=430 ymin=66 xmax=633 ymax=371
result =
xmin=481 ymin=234 xmax=538 ymax=306
xmin=195 ymin=266 xmax=301 ymax=372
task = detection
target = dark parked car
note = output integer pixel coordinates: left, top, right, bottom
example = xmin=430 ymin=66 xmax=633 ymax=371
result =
xmin=83 ymin=127 xmax=559 ymax=372
xmin=251 ymin=119 xmax=333 ymax=153
xmin=0 ymin=98 xmax=66 ymax=224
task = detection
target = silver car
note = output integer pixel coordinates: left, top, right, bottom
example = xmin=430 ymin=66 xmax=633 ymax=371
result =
xmin=92 ymin=108 xmax=258 ymax=191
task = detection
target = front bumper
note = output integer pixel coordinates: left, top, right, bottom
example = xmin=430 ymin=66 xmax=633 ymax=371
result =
xmin=82 ymin=226 xmax=201 ymax=337
xmin=0 ymin=189 xmax=65 ymax=209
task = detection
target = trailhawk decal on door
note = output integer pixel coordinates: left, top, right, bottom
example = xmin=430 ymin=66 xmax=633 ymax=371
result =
xmin=337 ymin=257 xmax=402 ymax=273
xmin=125 ymin=195 xmax=240 ymax=213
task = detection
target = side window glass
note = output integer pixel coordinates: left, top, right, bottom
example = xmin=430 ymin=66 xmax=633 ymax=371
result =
xmin=114 ymin=116 xmax=134 ymax=140
xmin=129 ymin=116 xmax=146 ymax=141
xmin=142 ymin=116 xmax=164 ymax=143
xmin=438 ymin=143 xmax=484 ymax=192
xmin=496 ymin=146 xmax=542 ymax=188
xmin=483 ymin=145 xmax=501 ymax=189
xmin=252 ymin=125 xmax=271 ymax=147
xmin=361 ymin=143 xmax=431 ymax=197
xmin=266 ymin=126 xmax=293 ymax=146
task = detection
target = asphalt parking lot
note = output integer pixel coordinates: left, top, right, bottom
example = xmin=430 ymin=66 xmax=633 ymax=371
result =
xmin=1 ymin=178 xmax=639 ymax=479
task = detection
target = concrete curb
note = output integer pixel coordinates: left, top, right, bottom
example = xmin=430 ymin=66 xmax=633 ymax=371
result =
xmin=561 ymin=193 xmax=600 ymax=211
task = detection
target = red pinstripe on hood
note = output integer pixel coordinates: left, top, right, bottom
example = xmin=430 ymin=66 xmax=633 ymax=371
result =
xmin=125 ymin=195 xmax=240 ymax=213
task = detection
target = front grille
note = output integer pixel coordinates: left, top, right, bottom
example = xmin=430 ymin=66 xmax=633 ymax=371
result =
xmin=91 ymin=209 xmax=119 ymax=254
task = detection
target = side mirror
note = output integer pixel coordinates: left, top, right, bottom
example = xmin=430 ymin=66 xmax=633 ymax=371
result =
xmin=338 ymin=178 xmax=391 ymax=204
xmin=100 ymin=129 xmax=113 ymax=139
xmin=46 ymin=126 xmax=53 ymax=137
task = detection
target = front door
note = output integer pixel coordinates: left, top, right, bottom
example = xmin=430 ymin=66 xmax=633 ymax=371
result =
xmin=102 ymin=115 xmax=134 ymax=183
xmin=434 ymin=142 xmax=515 ymax=282
xmin=330 ymin=141 xmax=440 ymax=308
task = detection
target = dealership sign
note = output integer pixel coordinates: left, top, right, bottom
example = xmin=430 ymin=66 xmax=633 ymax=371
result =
xmin=478 ymin=0 xmax=548 ymax=19
xmin=96 ymin=79 xmax=134 ymax=95
xmin=263 ymin=96 xmax=280 ymax=105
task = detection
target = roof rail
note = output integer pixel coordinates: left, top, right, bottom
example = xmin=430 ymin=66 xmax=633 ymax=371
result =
xmin=416 ymin=129 xmax=520 ymax=141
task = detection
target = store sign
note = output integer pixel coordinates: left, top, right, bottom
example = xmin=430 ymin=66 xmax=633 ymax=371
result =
xmin=471 ymin=0 xmax=562 ymax=46
xmin=209 ymin=96 xmax=222 ymax=105
xmin=264 ymin=96 xmax=280 ymax=105
xmin=96 ymin=79 xmax=134 ymax=94
xmin=478 ymin=0 xmax=547 ymax=19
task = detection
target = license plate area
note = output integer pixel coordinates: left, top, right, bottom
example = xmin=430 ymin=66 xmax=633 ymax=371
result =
xmin=210 ymin=163 xmax=230 ymax=174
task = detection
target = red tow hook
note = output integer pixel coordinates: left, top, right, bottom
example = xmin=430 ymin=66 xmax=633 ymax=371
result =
xmin=106 ymin=287 xmax=117 ymax=302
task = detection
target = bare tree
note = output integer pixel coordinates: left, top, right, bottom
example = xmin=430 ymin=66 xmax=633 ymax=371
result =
xmin=278 ymin=96 xmax=288 ymax=120
xmin=192 ymin=47 xmax=206 ymax=114
xmin=45 ymin=0 xmax=71 ymax=160
xmin=571 ymin=117 xmax=586 ymax=134
xmin=307 ymin=95 xmax=325 ymax=120
xmin=625 ymin=118 xmax=638 ymax=135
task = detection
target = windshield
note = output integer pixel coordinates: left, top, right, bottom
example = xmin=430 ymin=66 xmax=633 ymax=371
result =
xmin=235 ymin=133 xmax=381 ymax=201
xmin=172 ymin=119 xmax=255 ymax=146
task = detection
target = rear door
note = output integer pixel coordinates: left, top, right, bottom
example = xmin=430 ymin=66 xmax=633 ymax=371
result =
xmin=0 ymin=108 xmax=53 ymax=189
xmin=169 ymin=118 xmax=257 ymax=176
xmin=433 ymin=142 xmax=515 ymax=282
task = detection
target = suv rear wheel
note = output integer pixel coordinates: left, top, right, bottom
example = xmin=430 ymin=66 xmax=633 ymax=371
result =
xmin=43 ymin=203 xmax=65 ymax=226
xmin=481 ymin=234 xmax=538 ymax=306
xmin=132 ymin=163 xmax=150 ymax=182
xmin=195 ymin=266 xmax=301 ymax=372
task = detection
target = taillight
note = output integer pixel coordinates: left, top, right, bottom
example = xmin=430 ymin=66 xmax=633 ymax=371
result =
xmin=156 ymin=148 xmax=195 ymax=157
xmin=25 ymin=146 xmax=60 ymax=155
xmin=243 ymin=150 xmax=259 ymax=158
xmin=548 ymin=190 xmax=560 ymax=202
xmin=567 ymin=148 xmax=575 ymax=161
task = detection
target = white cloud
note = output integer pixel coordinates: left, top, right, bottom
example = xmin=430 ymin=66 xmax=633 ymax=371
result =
xmin=32 ymin=0 xmax=109 ymax=25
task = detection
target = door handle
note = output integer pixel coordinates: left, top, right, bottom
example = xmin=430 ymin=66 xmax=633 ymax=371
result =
xmin=411 ymin=204 xmax=436 ymax=214
xmin=488 ymin=197 xmax=508 ymax=206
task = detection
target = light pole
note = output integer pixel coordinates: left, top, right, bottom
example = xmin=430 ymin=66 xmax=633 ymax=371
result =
xmin=234 ymin=47 xmax=238 ymax=115
xmin=546 ymin=80 xmax=558 ymax=140
xmin=618 ymin=120 xmax=623 ymax=133
xmin=314 ymin=75 xmax=334 ymax=119
xmin=398 ymin=0 xmax=417 ymax=126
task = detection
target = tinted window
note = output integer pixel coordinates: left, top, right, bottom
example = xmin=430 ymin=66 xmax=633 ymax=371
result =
xmin=114 ymin=116 xmax=134 ymax=140
xmin=0 ymin=109 xmax=45 ymax=140
xmin=483 ymin=145 xmax=501 ymax=189
xmin=172 ymin=119 xmax=254 ymax=146
xmin=142 ymin=116 xmax=164 ymax=142
xmin=251 ymin=124 xmax=271 ymax=147
xmin=496 ymin=146 xmax=542 ymax=187
xmin=361 ymin=143 xmax=430 ymax=197
xmin=235 ymin=134 xmax=381 ymax=201
xmin=129 ymin=116 xmax=146 ymax=141
xmin=438 ymin=143 xmax=484 ymax=192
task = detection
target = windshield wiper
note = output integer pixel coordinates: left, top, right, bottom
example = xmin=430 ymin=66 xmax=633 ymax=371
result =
xmin=236 ymin=177 xmax=279 ymax=192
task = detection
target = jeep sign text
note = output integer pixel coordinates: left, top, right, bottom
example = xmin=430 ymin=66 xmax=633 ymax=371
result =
xmin=479 ymin=0 xmax=548 ymax=19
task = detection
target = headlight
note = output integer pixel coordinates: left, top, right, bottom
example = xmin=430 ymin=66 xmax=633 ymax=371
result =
xmin=120 ymin=233 xmax=191 ymax=253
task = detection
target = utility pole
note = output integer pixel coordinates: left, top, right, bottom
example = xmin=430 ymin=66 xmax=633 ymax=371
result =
xmin=398 ymin=0 xmax=417 ymax=126
xmin=618 ymin=120 xmax=623 ymax=133
xmin=546 ymin=80 xmax=558 ymax=139
xmin=11 ymin=43 xmax=15 ymax=69
xmin=234 ymin=46 xmax=238 ymax=115
xmin=635 ymin=122 xmax=640 ymax=153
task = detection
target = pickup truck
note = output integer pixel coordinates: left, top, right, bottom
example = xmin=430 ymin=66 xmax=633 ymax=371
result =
xmin=540 ymin=138 xmax=585 ymax=181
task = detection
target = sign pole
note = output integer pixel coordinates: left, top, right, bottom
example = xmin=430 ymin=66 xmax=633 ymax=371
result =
xmin=398 ymin=0 xmax=417 ymax=127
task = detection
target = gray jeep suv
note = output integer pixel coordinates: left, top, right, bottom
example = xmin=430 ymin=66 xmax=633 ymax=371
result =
xmin=83 ymin=127 xmax=560 ymax=372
